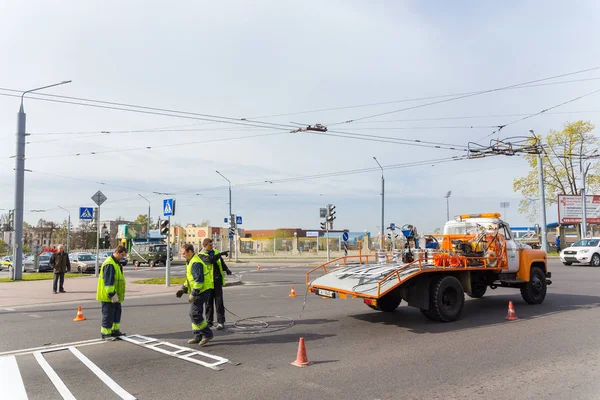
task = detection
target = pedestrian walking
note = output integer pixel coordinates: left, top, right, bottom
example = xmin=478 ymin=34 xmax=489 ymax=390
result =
xmin=555 ymin=236 xmax=561 ymax=252
xmin=96 ymin=246 xmax=128 ymax=340
xmin=200 ymin=238 xmax=232 ymax=330
xmin=176 ymin=243 xmax=214 ymax=346
xmin=49 ymin=244 xmax=70 ymax=294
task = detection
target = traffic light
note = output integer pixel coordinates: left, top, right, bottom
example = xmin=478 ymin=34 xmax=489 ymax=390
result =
xmin=326 ymin=204 xmax=336 ymax=228
xmin=160 ymin=220 xmax=170 ymax=236
xmin=320 ymin=222 xmax=327 ymax=230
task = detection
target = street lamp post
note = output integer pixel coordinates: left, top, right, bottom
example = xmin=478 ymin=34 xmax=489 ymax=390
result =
xmin=58 ymin=206 xmax=71 ymax=253
xmin=373 ymin=157 xmax=384 ymax=250
xmin=445 ymin=191 xmax=452 ymax=221
xmin=12 ymin=80 xmax=71 ymax=280
xmin=138 ymin=194 xmax=151 ymax=241
xmin=216 ymin=171 xmax=236 ymax=261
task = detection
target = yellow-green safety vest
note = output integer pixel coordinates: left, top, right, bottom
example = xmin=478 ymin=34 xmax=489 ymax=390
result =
xmin=185 ymin=254 xmax=213 ymax=294
xmin=199 ymin=249 xmax=226 ymax=286
xmin=96 ymin=257 xmax=126 ymax=302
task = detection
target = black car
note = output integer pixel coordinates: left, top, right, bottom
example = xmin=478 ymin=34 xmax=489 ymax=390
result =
xmin=36 ymin=255 xmax=53 ymax=272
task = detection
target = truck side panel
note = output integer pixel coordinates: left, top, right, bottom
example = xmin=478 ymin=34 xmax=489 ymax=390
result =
xmin=516 ymin=250 xmax=547 ymax=281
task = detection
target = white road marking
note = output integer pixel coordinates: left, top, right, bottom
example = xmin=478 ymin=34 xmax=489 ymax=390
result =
xmin=0 ymin=355 xmax=28 ymax=400
xmin=69 ymin=347 xmax=136 ymax=400
xmin=0 ymin=338 xmax=105 ymax=357
xmin=33 ymin=351 xmax=76 ymax=400
xmin=4 ymin=307 xmax=16 ymax=311
xmin=27 ymin=314 xmax=42 ymax=318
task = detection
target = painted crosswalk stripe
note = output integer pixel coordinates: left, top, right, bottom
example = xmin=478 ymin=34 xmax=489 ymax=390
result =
xmin=0 ymin=355 xmax=28 ymax=400
xmin=33 ymin=351 xmax=76 ymax=400
xmin=69 ymin=347 xmax=136 ymax=400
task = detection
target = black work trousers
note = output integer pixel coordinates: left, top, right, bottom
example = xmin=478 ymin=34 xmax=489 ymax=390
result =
xmin=190 ymin=291 xmax=213 ymax=339
xmin=206 ymin=282 xmax=225 ymax=325
xmin=101 ymin=302 xmax=122 ymax=333
xmin=53 ymin=272 xmax=65 ymax=293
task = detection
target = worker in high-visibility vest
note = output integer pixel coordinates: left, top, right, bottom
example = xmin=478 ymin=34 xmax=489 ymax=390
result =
xmin=176 ymin=243 xmax=214 ymax=346
xmin=96 ymin=245 xmax=128 ymax=341
xmin=200 ymin=238 xmax=232 ymax=330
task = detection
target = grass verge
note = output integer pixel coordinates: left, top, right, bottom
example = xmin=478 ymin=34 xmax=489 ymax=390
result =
xmin=132 ymin=277 xmax=187 ymax=285
xmin=0 ymin=273 xmax=84 ymax=283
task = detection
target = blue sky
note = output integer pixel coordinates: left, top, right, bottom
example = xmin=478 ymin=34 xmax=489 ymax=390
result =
xmin=0 ymin=0 xmax=599 ymax=234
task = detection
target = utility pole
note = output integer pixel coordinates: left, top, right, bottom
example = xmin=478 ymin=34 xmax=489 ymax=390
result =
xmin=216 ymin=171 xmax=234 ymax=260
xmin=531 ymin=129 xmax=548 ymax=253
xmin=373 ymin=157 xmax=385 ymax=250
xmin=12 ymin=80 xmax=71 ymax=280
xmin=58 ymin=206 xmax=71 ymax=253
xmin=581 ymin=161 xmax=588 ymax=239
xmin=445 ymin=191 xmax=452 ymax=221
xmin=95 ymin=207 xmax=101 ymax=277
xmin=138 ymin=194 xmax=151 ymax=241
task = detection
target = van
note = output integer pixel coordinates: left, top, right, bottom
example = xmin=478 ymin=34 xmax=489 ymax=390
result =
xmin=129 ymin=243 xmax=172 ymax=268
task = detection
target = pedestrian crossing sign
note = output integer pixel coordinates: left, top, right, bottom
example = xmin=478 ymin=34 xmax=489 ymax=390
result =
xmin=79 ymin=207 xmax=94 ymax=220
xmin=163 ymin=198 xmax=175 ymax=217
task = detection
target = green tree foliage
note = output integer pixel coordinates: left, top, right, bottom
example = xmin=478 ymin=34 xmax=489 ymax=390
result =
xmin=134 ymin=214 xmax=154 ymax=227
xmin=513 ymin=121 xmax=599 ymax=221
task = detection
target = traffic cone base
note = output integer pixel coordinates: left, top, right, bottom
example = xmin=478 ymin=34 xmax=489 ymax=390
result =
xmin=257 ymin=264 xmax=261 ymax=271
xmin=291 ymin=337 xmax=312 ymax=367
xmin=505 ymin=301 xmax=518 ymax=321
xmin=73 ymin=306 xmax=86 ymax=322
xmin=289 ymin=286 xmax=297 ymax=297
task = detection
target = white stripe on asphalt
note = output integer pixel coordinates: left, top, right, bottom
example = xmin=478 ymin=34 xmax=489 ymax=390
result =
xmin=33 ymin=351 xmax=76 ymax=400
xmin=69 ymin=347 xmax=136 ymax=400
xmin=0 ymin=355 xmax=28 ymax=400
xmin=0 ymin=338 xmax=105 ymax=357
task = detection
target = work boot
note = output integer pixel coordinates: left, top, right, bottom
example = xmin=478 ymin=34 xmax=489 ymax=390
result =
xmin=216 ymin=323 xmax=224 ymax=331
xmin=102 ymin=334 xmax=116 ymax=341
xmin=187 ymin=336 xmax=201 ymax=344
xmin=111 ymin=330 xmax=126 ymax=338
xmin=198 ymin=336 xmax=213 ymax=346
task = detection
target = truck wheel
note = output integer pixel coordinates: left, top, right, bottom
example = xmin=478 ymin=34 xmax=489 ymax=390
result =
xmin=369 ymin=290 xmax=402 ymax=312
xmin=429 ymin=276 xmax=465 ymax=322
xmin=420 ymin=308 xmax=439 ymax=321
xmin=591 ymin=254 xmax=600 ymax=267
xmin=562 ymin=262 xmax=572 ymax=266
xmin=467 ymin=284 xmax=487 ymax=299
xmin=520 ymin=266 xmax=547 ymax=304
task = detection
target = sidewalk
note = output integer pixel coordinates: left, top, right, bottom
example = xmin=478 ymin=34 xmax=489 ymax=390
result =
xmin=0 ymin=276 xmax=177 ymax=308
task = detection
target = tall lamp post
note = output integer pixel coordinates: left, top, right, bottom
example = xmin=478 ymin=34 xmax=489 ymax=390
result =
xmin=216 ymin=170 xmax=235 ymax=260
xmin=373 ymin=157 xmax=385 ymax=250
xmin=12 ymin=80 xmax=72 ymax=280
xmin=138 ymin=194 xmax=151 ymax=240
xmin=445 ymin=191 xmax=452 ymax=221
xmin=58 ymin=206 xmax=71 ymax=253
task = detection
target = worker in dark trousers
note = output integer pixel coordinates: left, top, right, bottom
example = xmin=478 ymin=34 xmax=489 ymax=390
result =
xmin=200 ymin=238 xmax=232 ymax=330
xmin=96 ymin=246 xmax=128 ymax=340
xmin=176 ymin=244 xmax=214 ymax=346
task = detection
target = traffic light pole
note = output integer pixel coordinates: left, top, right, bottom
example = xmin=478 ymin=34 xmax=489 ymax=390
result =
xmin=166 ymin=216 xmax=171 ymax=287
xmin=326 ymin=225 xmax=330 ymax=262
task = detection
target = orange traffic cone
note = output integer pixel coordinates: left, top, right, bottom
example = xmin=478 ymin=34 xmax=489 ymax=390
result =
xmin=289 ymin=286 xmax=297 ymax=297
xmin=505 ymin=301 xmax=518 ymax=321
xmin=135 ymin=264 xmax=139 ymax=271
xmin=73 ymin=306 xmax=86 ymax=322
xmin=291 ymin=337 xmax=312 ymax=367
xmin=257 ymin=264 xmax=261 ymax=271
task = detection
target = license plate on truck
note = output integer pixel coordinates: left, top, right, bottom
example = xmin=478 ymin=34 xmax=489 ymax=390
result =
xmin=316 ymin=289 xmax=336 ymax=298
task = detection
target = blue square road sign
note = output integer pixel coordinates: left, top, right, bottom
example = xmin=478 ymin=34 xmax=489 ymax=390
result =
xmin=236 ymin=216 xmax=242 ymax=225
xmin=163 ymin=198 xmax=175 ymax=217
xmin=79 ymin=207 xmax=94 ymax=220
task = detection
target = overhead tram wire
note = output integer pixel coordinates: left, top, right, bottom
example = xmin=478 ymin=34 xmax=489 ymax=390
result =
xmin=326 ymin=66 xmax=600 ymax=126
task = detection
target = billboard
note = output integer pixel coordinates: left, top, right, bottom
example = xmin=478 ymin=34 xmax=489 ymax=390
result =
xmin=117 ymin=224 xmax=148 ymax=239
xmin=558 ymin=194 xmax=600 ymax=224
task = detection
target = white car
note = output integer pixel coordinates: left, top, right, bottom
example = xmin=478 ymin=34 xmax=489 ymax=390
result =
xmin=560 ymin=238 xmax=600 ymax=266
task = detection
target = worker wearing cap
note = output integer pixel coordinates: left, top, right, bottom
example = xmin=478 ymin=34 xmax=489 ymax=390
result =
xmin=96 ymin=245 xmax=127 ymax=340
xmin=176 ymin=243 xmax=214 ymax=346
xmin=200 ymin=238 xmax=232 ymax=330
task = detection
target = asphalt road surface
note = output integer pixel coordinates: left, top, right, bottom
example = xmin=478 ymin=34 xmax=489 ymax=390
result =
xmin=2 ymin=259 xmax=600 ymax=400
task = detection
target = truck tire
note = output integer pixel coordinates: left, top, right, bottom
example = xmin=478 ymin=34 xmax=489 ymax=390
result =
xmin=369 ymin=290 xmax=402 ymax=312
xmin=467 ymin=284 xmax=487 ymax=299
xmin=520 ymin=266 xmax=547 ymax=304
xmin=420 ymin=308 xmax=439 ymax=321
xmin=428 ymin=276 xmax=465 ymax=322
xmin=591 ymin=254 xmax=600 ymax=267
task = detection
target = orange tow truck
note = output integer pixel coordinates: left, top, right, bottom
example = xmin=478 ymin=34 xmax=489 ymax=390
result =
xmin=307 ymin=213 xmax=551 ymax=322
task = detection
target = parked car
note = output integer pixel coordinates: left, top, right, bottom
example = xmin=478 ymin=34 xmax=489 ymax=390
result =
xmin=560 ymin=237 xmax=600 ymax=266
xmin=70 ymin=253 xmax=97 ymax=273
xmin=36 ymin=255 xmax=52 ymax=272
